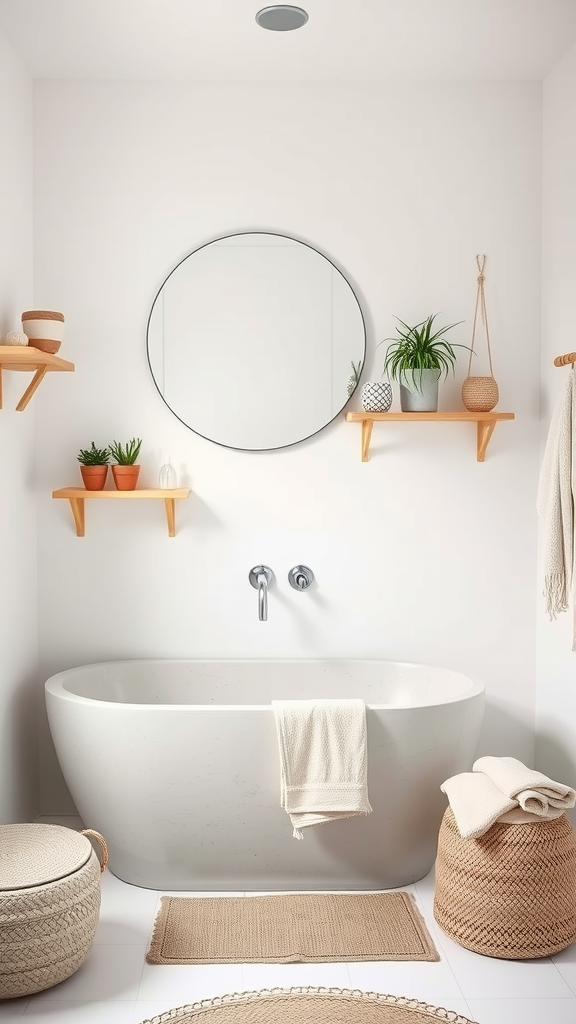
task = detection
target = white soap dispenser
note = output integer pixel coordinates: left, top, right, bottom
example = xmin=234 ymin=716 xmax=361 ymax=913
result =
xmin=159 ymin=456 xmax=177 ymax=489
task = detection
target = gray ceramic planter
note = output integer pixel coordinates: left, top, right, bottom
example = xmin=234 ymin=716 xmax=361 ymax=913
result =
xmin=399 ymin=368 xmax=441 ymax=412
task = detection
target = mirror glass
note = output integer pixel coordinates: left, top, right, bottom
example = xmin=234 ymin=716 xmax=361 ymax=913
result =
xmin=147 ymin=231 xmax=366 ymax=450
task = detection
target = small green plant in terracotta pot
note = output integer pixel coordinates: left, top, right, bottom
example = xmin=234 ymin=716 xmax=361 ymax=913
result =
xmin=109 ymin=437 xmax=142 ymax=490
xmin=77 ymin=442 xmax=110 ymax=491
xmin=381 ymin=314 xmax=467 ymax=412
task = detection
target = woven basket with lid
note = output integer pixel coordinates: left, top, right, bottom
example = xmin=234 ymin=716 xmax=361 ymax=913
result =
xmin=0 ymin=824 xmax=107 ymax=999
xmin=434 ymin=806 xmax=576 ymax=959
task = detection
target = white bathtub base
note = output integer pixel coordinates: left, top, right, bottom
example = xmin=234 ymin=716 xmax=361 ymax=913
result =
xmin=45 ymin=659 xmax=485 ymax=891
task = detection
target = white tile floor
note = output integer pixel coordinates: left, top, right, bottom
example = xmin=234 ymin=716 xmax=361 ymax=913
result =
xmin=1 ymin=816 xmax=575 ymax=1024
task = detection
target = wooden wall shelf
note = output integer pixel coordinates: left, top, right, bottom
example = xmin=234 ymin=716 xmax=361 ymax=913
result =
xmin=0 ymin=346 xmax=75 ymax=411
xmin=52 ymin=488 xmax=191 ymax=537
xmin=345 ymin=411 xmax=515 ymax=462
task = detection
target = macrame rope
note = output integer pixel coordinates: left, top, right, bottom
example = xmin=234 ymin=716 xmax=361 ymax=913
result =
xmin=467 ymin=254 xmax=494 ymax=376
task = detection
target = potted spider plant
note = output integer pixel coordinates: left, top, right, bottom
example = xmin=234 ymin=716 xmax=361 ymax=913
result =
xmin=381 ymin=314 xmax=467 ymax=412
xmin=77 ymin=442 xmax=110 ymax=491
xmin=109 ymin=437 xmax=142 ymax=491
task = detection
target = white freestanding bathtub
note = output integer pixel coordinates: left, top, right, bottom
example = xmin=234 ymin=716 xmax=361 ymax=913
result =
xmin=45 ymin=659 xmax=484 ymax=891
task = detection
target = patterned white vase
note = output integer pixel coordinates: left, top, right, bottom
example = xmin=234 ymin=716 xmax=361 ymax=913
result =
xmin=361 ymin=381 xmax=393 ymax=412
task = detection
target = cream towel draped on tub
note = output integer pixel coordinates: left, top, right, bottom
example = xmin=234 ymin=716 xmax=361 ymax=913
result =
xmin=272 ymin=699 xmax=372 ymax=839
xmin=441 ymin=755 xmax=576 ymax=839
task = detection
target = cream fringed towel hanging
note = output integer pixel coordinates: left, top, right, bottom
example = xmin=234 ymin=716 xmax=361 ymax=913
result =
xmin=461 ymin=254 xmax=499 ymax=412
xmin=272 ymin=699 xmax=372 ymax=839
xmin=537 ymin=369 xmax=576 ymax=648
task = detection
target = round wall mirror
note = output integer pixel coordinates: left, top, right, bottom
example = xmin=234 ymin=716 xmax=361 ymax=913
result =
xmin=147 ymin=231 xmax=366 ymax=451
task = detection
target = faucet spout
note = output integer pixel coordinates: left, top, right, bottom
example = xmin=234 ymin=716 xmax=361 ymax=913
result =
xmin=257 ymin=573 xmax=268 ymax=621
xmin=249 ymin=565 xmax=274 ymax=622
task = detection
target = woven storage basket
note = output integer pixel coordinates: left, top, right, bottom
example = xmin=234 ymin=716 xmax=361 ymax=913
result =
xmin=434 ymin=806 xmax=576 ymax=959
xmin=461 ymin=375 xmax=499 ymax=412
xmin=0 ymin=824 xmax=107 ymax=999
xmin=21 ymin=310 xmax=65 ymax=351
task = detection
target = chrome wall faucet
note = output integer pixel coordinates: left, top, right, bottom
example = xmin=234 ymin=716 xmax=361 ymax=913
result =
xmin=249 ymin=566 xmax=274 ymax=621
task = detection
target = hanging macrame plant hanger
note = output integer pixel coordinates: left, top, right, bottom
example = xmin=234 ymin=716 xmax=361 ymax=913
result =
xmin=461 ymin=254 xmax=500 ymax=413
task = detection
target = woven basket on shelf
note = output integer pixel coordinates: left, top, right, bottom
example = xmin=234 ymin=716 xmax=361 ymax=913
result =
xmin=434 ymin=806 xmax=576 ymax=959
xmin=0 ymin=824 xmax=107 ymax=999
xmin=461 ymin=375 xmax=499 ymax=412
xmin=21 ymin=310 xmax=65 ymax=354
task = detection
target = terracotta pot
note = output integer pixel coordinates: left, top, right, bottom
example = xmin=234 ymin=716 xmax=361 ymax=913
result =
xmin=80 ymin=465 xmax=108 ymax=491
xmin=112 ymin=465 xmax=140 ymax=491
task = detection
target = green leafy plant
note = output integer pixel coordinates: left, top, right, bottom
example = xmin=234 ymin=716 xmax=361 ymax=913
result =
xmin=347 ymin=359 xmax=363 ymax=396
xmin=108 ymin=437 xmax=142 ymax=465
xmin=380 ymin=314 xmax=468 ymax=390
xmin=350 ymin=359 xmax=362 ymax=384
xmin=77 ymin=442 xmax=110 ymax=466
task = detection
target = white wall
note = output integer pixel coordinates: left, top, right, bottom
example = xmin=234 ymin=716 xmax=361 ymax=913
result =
xmin=33 ymin=82 xmax=542 ymax=811
xmin=537 ymin=43 xmax=576 ymax=810
xmin=0 ymin=30 xmax=37 ymax=822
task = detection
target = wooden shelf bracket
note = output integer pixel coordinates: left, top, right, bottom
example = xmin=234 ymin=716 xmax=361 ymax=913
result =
xmin=345 ymin=411 xmax=515 ymax=462
xmin=476 ymin=419 xmax=498 ymax=463
xmin=52 ymin=488 xmax=191 ymax=537
xmin=0 ymin=346 xmax=74 ymax=411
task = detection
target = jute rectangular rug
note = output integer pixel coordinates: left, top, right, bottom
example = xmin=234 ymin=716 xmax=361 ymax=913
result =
xmin=146 ymin=892 xmax=439 ymax=964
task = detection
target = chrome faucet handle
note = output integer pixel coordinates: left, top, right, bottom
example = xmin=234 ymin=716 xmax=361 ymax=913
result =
xmin=288 ymin=565 xmax=315 ymax=591
xmin=249 ymin=565 xmax=274 ymax=621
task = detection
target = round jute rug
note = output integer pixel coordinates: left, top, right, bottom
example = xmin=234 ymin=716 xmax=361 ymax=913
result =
xmin=137 ymin=987 xmax=476 ymax=1024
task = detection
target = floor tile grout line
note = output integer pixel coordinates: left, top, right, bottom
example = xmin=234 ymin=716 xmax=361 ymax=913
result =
xmin=461 ymin=998 xmax=474 ymax=1020
xmin=431 ymin=949 xmax=469 ymax=1004
xmin=549 ymin=958 xmax=576 ymax=996
xmin=135 ymin=941 xmax=155 ymax=1001
xmin=0 ymin=1003 xmax=29 ymax=1021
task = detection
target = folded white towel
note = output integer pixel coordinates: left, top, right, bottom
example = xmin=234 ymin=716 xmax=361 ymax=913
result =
xmin=441 ymin=773 xmax=518 ymax=839
xmin=441 ymin=756 xmax=575 ymax=839
xmin=474 ymin=756 xmax=576 ymax=816
xmin=272 ymin=698 xmax=372 ymax=839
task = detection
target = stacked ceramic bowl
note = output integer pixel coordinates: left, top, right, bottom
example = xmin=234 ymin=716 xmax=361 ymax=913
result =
xmin=21 ymin=310 xmax=65 ymax=355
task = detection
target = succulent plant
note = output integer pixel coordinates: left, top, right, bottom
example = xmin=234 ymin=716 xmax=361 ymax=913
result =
xmin=108 ymin=437 xmax=143 ymax=465
xmin=77 ymin=442 xmax=110 ymax=466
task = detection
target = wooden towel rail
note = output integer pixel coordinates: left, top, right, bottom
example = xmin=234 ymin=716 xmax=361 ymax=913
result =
xmin=554 ymin=352 xmax=576 ymax=367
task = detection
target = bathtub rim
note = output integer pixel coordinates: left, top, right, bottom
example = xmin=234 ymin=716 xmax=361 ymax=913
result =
xmin=45 ymin=658 xmax=485 ymax=712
